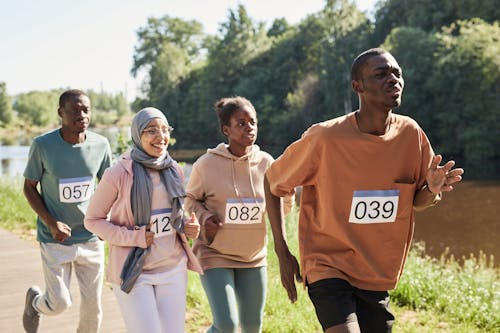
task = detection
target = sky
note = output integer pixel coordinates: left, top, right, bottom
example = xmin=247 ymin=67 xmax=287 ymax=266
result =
xmin=0 ymin=0 xmax=376 ymax=102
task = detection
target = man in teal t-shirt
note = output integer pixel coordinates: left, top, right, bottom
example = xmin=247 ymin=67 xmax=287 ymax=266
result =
xmin=22 ymin=89 xmax=112 ymax=333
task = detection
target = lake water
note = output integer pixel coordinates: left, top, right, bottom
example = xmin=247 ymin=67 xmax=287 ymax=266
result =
xmin=1 ymin=144 xmax=498 ymax=266
xmin=0 ymin=127 xmax=130 ymax=177
xmin=0 ymin=145 xmax=30 ymax=177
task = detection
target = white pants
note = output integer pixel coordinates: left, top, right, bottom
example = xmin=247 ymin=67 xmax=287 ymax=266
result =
xmin=112 ymin=259 xmax=188 ymax=333
xmin=35 ymin=241 xmax=104 ymax=333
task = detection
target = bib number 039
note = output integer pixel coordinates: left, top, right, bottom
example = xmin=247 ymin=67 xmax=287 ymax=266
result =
xmin=58 ymin=176 xmax=93 ymax=203
xmin=349 ymin=190 xmax=400 ymax=224
xmin=225 ymin=198 xmax=264 ymax=224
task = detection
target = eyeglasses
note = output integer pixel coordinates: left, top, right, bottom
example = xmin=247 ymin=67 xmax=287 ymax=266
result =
xmin=142 ymin=126 xmax=174 ymax=137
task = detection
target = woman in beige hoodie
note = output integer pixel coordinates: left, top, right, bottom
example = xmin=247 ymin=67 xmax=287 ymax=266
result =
xmin=186 ymin=97 xmax=290 ymax=333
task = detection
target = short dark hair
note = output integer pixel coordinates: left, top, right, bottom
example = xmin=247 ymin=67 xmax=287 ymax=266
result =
xmin=351 ymin=48 xmax=389 ymax=81
xmin=59 ymin=89 xmax=88 ymax=108
xmin=214 ymin=96 xmax=256 ymax=135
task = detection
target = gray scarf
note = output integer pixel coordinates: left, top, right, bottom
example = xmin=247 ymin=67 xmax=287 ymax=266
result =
xmin=120 ymin=107 xmax=185 ymax=293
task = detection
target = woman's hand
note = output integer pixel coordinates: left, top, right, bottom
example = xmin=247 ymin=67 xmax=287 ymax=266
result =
xmin=204 ymin=215 xmax=222 ymax=244
xmin=145 ymin=229 xmax=155 ymax=247
xmin=184 ymin=212 xmax=201 ymax=239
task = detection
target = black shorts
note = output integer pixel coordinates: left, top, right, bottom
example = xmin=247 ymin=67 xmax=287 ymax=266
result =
xmin=307 ymin=278 xmax=394 ymax=332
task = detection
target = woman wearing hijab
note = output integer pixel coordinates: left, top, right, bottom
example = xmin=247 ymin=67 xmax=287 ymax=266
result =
xmin=85 ymin=107 xmax=202 ymax=333
xmin=185 ymin=97 xmax=292 ymax=333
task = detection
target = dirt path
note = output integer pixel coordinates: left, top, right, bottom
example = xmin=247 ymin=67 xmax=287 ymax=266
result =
xmin=0 ymin=228 xmax=125 ymax=333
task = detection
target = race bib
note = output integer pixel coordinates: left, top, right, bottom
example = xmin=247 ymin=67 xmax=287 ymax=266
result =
xmin=224 ymin=198 xmax=264 ymax=224
xmin=150 ymin=208 xmax=175 ymax=238
xmin=58 ymin=176 xmax=93 ymax=203
xmin=349 ymin=190 xmax=399 ymax=224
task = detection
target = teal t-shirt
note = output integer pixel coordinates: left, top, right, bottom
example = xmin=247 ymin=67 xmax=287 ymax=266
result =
xmin=23 ymin=129 xmax=112 ymax=244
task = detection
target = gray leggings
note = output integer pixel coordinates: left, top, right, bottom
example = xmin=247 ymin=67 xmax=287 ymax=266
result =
xmin=201 ymin=266 xmax=267 ymax=333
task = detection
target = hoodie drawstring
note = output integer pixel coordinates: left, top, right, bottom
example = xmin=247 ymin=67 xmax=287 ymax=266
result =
xmin=230 ymin=155 xmax=258 ymax=205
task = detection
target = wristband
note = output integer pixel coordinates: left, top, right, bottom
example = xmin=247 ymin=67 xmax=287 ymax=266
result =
xmin=422 ymin=184 xmax=436 ymax=195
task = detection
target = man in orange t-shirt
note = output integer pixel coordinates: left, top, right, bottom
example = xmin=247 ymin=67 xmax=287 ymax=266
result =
xmin=265 ymin=48 xmax=464 ymax=333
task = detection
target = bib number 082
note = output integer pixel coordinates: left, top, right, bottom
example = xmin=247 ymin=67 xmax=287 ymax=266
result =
xmin=227 ymin=205 xmax=260 ymax=222
xmin=225 ymin=198 xmax=264 ymax=224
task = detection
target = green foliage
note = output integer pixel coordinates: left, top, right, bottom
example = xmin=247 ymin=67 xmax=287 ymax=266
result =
xmin=263 ymin=208 xmax=323 ymax=332
xmin=14 ymin=90 xmax=61 ymax=127
xmin=0 ymin=1 xmax=498 ymax=178
xmin=0 ymin=178 xmax=36 ymax=234
xmin=131 ymin=15 xmax=205 ymax=77
xmin=319 ymin=0 xmax=372 ymax=117
xmin=168 ymin=4 xmax=275 ymax=149
xmin=185 ymin=272 xmax=211 ymax=332
xmin=267 ymin=18 xmax=291 ymax=38
xmin=431 ymin=19 xmax=500 ymax=178
xmin=381 ymin=19 xmax=500 ymax=179
xmin=87 ymin=90 xmax=131 ymax=125
xmin=125 ymin=2 xmax=500 ymax=179
xmin=5 ymin=89 xmax=130 ymax=130
xmin=0 ymin=82 xmax=14 ymax=126
xmin=114 ymin=131 xmax=132 ymax=156
xmin=372 ymin=0 xmax=500 ymax=44
xmin=391 ymin=243 xmax=499 ymax=331
xmin=381 ymin=26 xmax=440 ymax=137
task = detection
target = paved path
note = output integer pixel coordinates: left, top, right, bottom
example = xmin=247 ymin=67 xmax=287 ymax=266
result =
xmin=0 ymin=228 xmax=126 ymax=333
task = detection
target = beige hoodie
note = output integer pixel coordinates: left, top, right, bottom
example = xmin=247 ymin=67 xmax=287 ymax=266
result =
xmin=185 ymin=143 xmax=275 ymax=270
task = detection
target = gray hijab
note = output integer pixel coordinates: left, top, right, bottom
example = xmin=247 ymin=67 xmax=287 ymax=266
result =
xmin=120 ymin=107 xmax=185 ymax=293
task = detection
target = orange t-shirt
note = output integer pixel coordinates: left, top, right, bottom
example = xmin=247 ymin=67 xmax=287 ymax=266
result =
xmin=267 ymin=111 xmax=438 ymax=291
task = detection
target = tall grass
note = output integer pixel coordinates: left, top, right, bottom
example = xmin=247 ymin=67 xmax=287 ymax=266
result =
xmin=0 ymin=177 xmax=36 ymax=236
xmin=1 ymin=177 xmax=498 ymax=332
xmin=391 ymin=243 xmax=499 ymax=332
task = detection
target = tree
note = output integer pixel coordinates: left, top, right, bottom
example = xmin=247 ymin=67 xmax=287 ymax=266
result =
xmin=381 ymin=26 xmax=440 ymax=137
xmin=205 ymin=4 xmax=271 ymax=96
xmin=0 ymin=82 xmax=13 ymax=126
xmin=267 ymin=18 xmax=291 ymax=38
xmin=319 ymin=0 xmax=372 ymax=117
xmin=131 ymin=16 xmax=205 ymax=77
xmin=177 ymin=4 xmax=272 ymax=148
xmin=87 ymin=90 xmax=130 ymax=125
xmin=372 ymin=0 xmax=500 ymax=45
xmin=232 ymin=13 xmax=326 ymax=149
xmin=131 ymin=15 xmax=206 ymax=118
xmin=14 ymin=90 xmax=60 ymax=127
xmin=430 ymin=19 xmax=500 ymax=178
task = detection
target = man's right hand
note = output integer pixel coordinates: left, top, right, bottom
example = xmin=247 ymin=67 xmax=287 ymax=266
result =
xmin=277 ymin=249 xmax=302 ymax=303
xmin=49 ymin=221 xmax=72 ymax=242
xmin=204 ymin=216 xmax=223 ymax=244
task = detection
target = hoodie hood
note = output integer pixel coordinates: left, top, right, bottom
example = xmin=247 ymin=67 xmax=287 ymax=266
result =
xmin=207 ymin=143 xmax=263 ymax=200
xmin=207 ymin=143 xmax=261 ymax=161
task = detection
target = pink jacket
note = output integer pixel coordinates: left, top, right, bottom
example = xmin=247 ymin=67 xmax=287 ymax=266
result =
xmin=84 ymin=153 xmax=202 ymax=285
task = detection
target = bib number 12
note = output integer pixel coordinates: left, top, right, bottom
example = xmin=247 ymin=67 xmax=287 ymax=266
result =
xmin=150 ymin=208 xmax=174 ymax=237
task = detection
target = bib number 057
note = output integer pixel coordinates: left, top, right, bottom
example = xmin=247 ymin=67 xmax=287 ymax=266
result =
xmin=58 ymin=176 xmax=93 ymax=203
